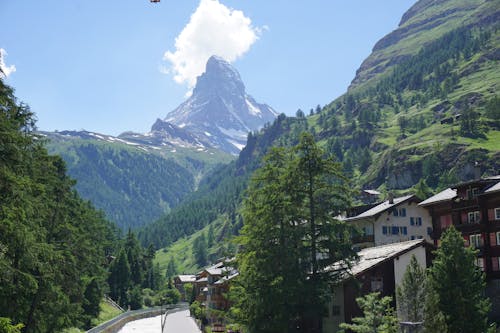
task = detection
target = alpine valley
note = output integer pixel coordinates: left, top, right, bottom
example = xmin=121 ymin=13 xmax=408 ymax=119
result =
xmin=148 ymin=0 xmax=500 ymax=272
xmin=42 ymin=56 xmax=277 ymax=230
xmin=2 ymin=0 xmax=500 ymax=331
xmin=43 ymin=0 xmax=499 ymax=270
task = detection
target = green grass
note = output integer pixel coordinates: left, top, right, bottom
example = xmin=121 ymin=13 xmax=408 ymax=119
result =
xmin=154 ymin=216 xmax=231 ymax=275
xmin=91 ymin=300 xmax=123 ymax=326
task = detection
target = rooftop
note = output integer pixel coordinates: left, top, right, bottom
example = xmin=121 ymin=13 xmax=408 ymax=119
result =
xmin=327 ymin=239 xmax=426 ymax=279
xmin=177 ymin=274 xmax=196 ymax=283
xmin=344 ymin=194 xmax=414 ymax=222
xmin=419 ymin=188 xmax=457 ymax=206
xmin=484 ymin=180 xmax=500 ymax=194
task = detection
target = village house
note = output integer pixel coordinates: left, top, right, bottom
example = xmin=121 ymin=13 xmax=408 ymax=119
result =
xmin=419 ymin=175 xmax=500 ymax=321
xmin=344 ymin=194 xmax=433 ymax=249
xmin=173 ymin=274 xmax=196 ymax=301
xmin=323 ymin=239 xmax=433 ymax=332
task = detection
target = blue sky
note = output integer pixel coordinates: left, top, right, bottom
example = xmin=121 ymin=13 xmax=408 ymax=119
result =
xmin=0 ymin=0 xmax=415 ymax=136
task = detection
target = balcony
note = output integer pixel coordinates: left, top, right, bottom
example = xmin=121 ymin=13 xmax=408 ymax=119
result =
xmin=352 ymin=234 xmax=375 ymax=244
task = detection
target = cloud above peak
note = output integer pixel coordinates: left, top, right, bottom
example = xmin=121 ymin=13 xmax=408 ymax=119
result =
xmin=163 ymin=0 xmax=261 ymax=91
xmin=0 ymin=48 xmax=16 ymax=78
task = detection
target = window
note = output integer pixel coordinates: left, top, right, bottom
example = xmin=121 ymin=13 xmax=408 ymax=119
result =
xmin=475 ymin=258 xmax=484 ymax=271
xmin=492 ymin=257 xmax=500 ymax=272
xmin=371 ymin=277 xmax=383 ymax=292
xmin=427 ymin=227 xmax=433 ymax=236
xmin=411 ymin=236 xmax=415 ymax=240
xmin=382 ymin=226 xmax=388 ymax=235
xmin=392 ymin=226 xmax=399 ymax=235
xmin=410 ymin=217 xmax=415 ymax=225
xmin=468 ymin=211 xmax=480 ymax=223
xmin=466 ymin=188 xmax=480 ymax=199
xmin=497 ymin=232 xmax=500 ymax=246
xmin=469 ymin=234 xmax=482 ymax=249
xmin=416 ymin=217 xmax=422 ymax=226
xmin=495 ymin=208 xmax=500 ymax=220
xmin=393 ymin=208 xmax=406 ymax=217
xmin=400 ymin=226 xmax=408 ymax=235
xmin=417 ymin=236 xmax=423 ymax=239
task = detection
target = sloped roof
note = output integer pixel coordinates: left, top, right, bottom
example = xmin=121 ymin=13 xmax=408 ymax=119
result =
xmin=484 ymin=181 xmax=500 ymax=194
xmin=327 ymin=239 xmax=426 ymax=278
xmin=344 ymin=194 xmax=414 ymax=222
xmin=177 ymin=274 xmax=196 ymax=283
xmin=214 ymin=272 xmax=239 ymax=285
xmin=419 ymin=188 xmax=457 ymax=206
xmin=363 ymin=189 xmax=381 ymax=195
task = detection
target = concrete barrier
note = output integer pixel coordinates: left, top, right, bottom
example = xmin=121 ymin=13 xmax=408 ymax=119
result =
xmin=87 ymin=304 xmax=186 ymax=333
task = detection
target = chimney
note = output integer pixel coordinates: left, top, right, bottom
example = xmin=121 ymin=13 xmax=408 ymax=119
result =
xmin=474 ymin=161 xmax=481 ymax=179
xmin=388 ymin=192 xmax=394 ymax=204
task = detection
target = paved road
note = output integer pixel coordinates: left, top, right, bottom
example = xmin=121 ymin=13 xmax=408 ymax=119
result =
xmin=118 ymin=315 xmax=162 ymax=333
xmin=163 ymin=309 xmax=201 ymax=333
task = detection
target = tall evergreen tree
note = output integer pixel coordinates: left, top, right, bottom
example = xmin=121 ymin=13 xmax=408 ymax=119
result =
xmin=425 ymin=226 xmax=490 ymax=333
xmin=235 ymin=133 xmax=356 ymax=333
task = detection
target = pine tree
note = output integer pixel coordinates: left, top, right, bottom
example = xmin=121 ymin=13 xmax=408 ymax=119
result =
xmin=425 ymin=226 xmax=490 ymax=333
xmin=339 ymin=293 xmax=399 ymax=333
xmin=166 ymin=256 xmax=177 ymax=280
xmin=396 ymin=255 xmax=426 ymax=323
xmin=234 ymin=134 xmax=356 ymax=333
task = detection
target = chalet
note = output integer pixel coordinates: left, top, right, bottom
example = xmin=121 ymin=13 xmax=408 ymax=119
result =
xmin=323 ymin=239 xmax=432 ymax=332
xmin=419 ymin=175 xmax=500 ymax=321
xmin=173 ymin=274 xmax=196 ymax=301
xmin=344 ymin=194 xmax=433 ymax=249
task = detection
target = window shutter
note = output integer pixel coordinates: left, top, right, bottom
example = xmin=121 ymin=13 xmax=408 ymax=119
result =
xmin=491 ymin=233 xmax=497 ymax=246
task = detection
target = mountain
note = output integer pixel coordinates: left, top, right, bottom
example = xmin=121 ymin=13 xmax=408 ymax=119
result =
xmin=156 ymin=55 xmax=278 ymax=154
xmin=43 ymin=130 xmax=233 ymax=230
xmin=146 ymin=0 xmax=500 ymax=269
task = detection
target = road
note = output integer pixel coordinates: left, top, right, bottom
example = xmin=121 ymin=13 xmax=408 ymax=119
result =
xmin=118 ymin=315 xmax=162 ymax=333
xmin=163 ymin=309 xmax=201 ymax=333
xmin=117 ymin=308 xmax=200 ymax=333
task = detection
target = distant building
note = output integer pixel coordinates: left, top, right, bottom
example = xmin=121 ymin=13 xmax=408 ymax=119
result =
xmin=344 ymin=194 xmax=433 ymax=249
xmin=173 ymin=274 xmax=196 ymax=301
xmin=419 ymin=175 xmax=500 ymax=321
xmin=323 ymin=239 xmax=433 ymax=332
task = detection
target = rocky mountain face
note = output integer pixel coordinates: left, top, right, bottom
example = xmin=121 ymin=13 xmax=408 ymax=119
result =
xmin=156 ymin=56 xmax=278 ymax=154
xmin=350 ymin=0 xmax=499 ymax=89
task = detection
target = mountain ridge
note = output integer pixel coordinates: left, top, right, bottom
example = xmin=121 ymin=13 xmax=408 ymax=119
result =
xmin=161 ymin=55 xmax=278 ymax=154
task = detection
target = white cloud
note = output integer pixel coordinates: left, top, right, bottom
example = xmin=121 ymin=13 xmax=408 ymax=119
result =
xmin=163 ymin=0 xmax=261 ymax=91
xmin=0 ymin=48 xmax=16 ymax=78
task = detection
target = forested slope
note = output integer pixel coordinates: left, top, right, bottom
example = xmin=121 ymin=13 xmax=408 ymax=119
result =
xmin=0 ymin=80 xmax=117 ymax=331
xmin=45 ymin=135 xmax=232 ymax=230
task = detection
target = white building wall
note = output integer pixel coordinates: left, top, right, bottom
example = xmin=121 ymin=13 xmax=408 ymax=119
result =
xmin=394 ymin=245 xmax=427 ymax=287
xmin=373 ymin=201 xmax=432 ymax=246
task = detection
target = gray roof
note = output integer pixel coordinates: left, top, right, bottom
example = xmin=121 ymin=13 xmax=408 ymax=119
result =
xmin=328 ymin=239 xmax=426 ymax=278
xmin=214 ymin=272 xmax=239 ymax=285
xmin=363 ymin=189 xmax=381 ymax=195
xmin=419 ymin=188 xmax=457 ymax=206
xmin=177 ymin=274 xmax=196 ymax=283
xmin=344 ymin=194 xmax=414 ymax=222
xmin=485 ymin=181 xmax=500 ymax=194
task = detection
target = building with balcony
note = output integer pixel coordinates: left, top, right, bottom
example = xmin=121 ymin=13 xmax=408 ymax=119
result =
xmin=419 ymin=175 xmax=500 ymax=321
xmin=344 ymin=194 xmax=433 ymax=249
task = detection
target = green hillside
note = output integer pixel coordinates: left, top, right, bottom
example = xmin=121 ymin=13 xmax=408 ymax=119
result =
xmin=151 ymin=0 xmax=500 ymax=273
xmin=45 ymin=135 xmax=233 ymax=230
